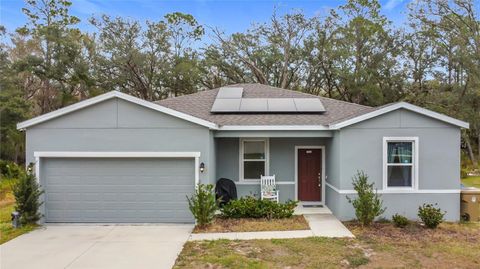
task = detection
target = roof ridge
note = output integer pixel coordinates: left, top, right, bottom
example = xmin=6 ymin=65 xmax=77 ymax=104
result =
xmin=229 ymin=83 xmax=372 ymax=109
xmin=156 ymin=89 xmax=216 ymax=103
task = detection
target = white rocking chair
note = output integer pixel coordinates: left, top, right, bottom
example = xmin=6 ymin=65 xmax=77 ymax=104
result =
xmin=260 ymin=175 xmax=279 ymax=203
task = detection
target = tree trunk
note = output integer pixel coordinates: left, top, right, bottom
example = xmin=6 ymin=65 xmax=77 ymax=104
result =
xmin=478 ymin=132 xmax=480 ymax=167
xmin=464 ymin=134 xmax=476 ymax=166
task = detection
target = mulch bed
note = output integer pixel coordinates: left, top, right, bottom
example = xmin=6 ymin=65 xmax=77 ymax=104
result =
xmin=193 ymin=215 xmax=310 ymax=233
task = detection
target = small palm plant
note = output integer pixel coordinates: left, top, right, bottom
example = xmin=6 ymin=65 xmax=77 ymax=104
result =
xmin=187 ymin=184 xmax=218 ymax=227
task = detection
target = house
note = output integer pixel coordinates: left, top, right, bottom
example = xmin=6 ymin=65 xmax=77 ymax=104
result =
xmin=17 ymin=84 xmax=469 ymax=223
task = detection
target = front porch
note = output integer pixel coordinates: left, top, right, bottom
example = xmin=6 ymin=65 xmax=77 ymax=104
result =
xmin=214 ymin=135 xmax=334 ymax=205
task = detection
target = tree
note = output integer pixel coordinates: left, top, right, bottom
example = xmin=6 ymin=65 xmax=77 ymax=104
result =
xmin=163 ymin=12 xmax=205 ymax=96
xmin=304 ymin=0 xmax=407 ymax=105
xmin=408 ymin=0 xmax=480 ymax=166
xmin=90 ymin=15 xmax=167 ymax=100
xmin=90 ymin=12 xmax=204 ymax=99
xmin=209 ymin=9 xmax=314 ymax=88
xmin=0 ymin=27 xmax=32 ymax=163
xmin=16 ymin=0 xmax=91 ymax=113
xmin=13 ymin=171 xmax=44 ymax=224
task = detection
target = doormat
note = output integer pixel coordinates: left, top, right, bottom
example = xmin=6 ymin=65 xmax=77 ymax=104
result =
xmin=303 ymin=204 xmax=323 ymax=208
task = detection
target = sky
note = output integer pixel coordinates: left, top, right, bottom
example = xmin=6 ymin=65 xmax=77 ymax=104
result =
xmin=0 ymin=0 xmax=411 ymax=41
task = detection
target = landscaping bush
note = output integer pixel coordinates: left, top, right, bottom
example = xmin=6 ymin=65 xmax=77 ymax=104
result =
xmin=221 ymin=196 xmax=297 ymax=219
xmin=13 ymin=172 xmax=43 ymax=224
xmin=187 ymin=184 xmax=218 ymax=227
xmin=392 ymin=214 xmax=409 ymax=228
xmin=418 ymin=203 xmax=445 ymax=229
xmin=347 ymin=171 xmax=386 ymax=226
xmin=0 ymin=160 xmax=24 ymax=179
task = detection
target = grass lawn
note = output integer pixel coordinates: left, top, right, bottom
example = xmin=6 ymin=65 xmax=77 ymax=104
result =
xmin=462 ymin=176 xmax=480 ymax=188
xmin=193 ymin=215 xmax=309 ymax=233
xmin=0 ymin=179 xmax=36 ymax=244
xmin=175 ymin=222 xmax=480 ymax=268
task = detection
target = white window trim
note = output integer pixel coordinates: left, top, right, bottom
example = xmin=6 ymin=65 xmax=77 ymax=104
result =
xmin=382 ymin=137 xmax=419 ymax=191
xmin=239 ymin=138 xmax=269 ymax=181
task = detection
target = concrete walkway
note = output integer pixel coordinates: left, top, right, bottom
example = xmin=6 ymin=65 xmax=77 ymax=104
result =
xmin=304 ymin=214 xmax=354 ymax=237
xmin=1 ymin=224 xmax=193 ymax=269
xmin=189 ymin=212 xmax=354 ymax=241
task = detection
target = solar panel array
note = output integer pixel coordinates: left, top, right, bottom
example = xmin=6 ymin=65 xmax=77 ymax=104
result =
xmin=211 ymin=87 xmax=326 ymax=113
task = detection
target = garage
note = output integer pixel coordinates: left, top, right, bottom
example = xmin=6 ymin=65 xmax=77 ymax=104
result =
xmin=39 ymin=153 xmax=198 ymax=223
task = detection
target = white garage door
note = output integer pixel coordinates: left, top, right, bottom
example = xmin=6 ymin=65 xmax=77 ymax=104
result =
xmin=42 ymin=157 xmax=195 ymax=223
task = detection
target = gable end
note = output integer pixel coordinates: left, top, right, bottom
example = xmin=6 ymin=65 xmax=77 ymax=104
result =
xmin=17 ymin=91 xmax=218 ymax=130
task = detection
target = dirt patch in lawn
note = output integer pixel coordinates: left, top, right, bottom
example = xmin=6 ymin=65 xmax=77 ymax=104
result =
xmin=176 ymin=222 xmax=480 ymax=269
xmin=174 ymin=237 xmax=364 ymax=269
xmin=345 ymin=221 xmax=480 ymax=269
xmin=193 ymin=215 xmax=310 ymax=233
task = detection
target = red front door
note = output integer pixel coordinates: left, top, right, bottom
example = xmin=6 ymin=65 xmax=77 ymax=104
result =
xmin=298 ymin=148 xmax=322 ymax=201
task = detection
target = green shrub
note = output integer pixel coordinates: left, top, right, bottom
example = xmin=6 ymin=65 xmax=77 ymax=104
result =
xmin=418 ymin=203 xmax=445 ymax=229
xmin=187 ymin=184 xmax=218 ymax=227
xmin=221 ymin=196 xmax=297 ymax=219
xmin=347 ymin=171 xmax=386 ymax=226
xmin=460 ymin=168 xmax=468 ymax=179
xmin=392 ymin=214 xmax=409 ymax=228
xmin=13 ymin=172 xmax=43 ymax=224
xmin=0 ymin=160 xmax=25 ymax=179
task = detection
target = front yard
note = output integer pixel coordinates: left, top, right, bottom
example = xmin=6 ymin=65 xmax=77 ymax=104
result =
xmin=462 ymin=176 xmax=480 ymax=188
xmin=0 ymin=179 xmax=36 ymax=244
xmin=175 ymin=222 xmax=480 ymax=268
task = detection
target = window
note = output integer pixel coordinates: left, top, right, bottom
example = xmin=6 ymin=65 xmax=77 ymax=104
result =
xmin=383 ymin=137 xmax=418 ymax=190
xmin=240 ymin=138 xmax=269 ymax=181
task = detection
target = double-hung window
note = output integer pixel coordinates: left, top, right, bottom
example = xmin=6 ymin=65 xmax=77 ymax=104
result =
xmin=383 ymin=137 xmax=418 ymax=190
xmin=240 ymin=138 xmax=269 ymax=181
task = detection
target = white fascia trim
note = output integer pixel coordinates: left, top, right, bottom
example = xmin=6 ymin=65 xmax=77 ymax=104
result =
xmin=33 ymin=151 xmax=201 ymax=158
xmin=17 ymin=91 xmax=218 ymax=130
xmin=325 ymin=183 xmax=460 ymax=194
xmin=329 ymin=102 xmax=469 ymax=129
xmin=219 ymin=125 xmax=330 ymax=131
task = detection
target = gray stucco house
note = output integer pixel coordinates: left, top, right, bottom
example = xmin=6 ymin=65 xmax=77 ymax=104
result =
xmin=18 ymin=84 xmax=469 ymax=223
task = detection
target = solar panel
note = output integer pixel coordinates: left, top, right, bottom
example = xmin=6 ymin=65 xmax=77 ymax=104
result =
xmin=267 ymin=98 xmax=296 ymax=112
xmin=293 ymin=98 xmax=326 ymax=112
xmin=240 ymin=98 xmax=268 ymax=112
xmin=210 ymin=89 xmax=326 ymax=113
xmin=211 ymin=98 xmax=241 ymax=112
xmin=216 ymin=87 xmax=243 ymax=99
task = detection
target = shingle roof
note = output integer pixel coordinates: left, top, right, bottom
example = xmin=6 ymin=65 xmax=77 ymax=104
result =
xmin=156 ymin=83 xmax=375 ymax=126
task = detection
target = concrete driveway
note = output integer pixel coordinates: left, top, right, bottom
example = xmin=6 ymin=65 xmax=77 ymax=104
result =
xmin=1 ymin=224 xmax=193 ymax=269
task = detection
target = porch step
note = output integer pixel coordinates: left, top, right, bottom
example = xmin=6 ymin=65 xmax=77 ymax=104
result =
xmin=294 ymin=204 xmax=332 ymax=215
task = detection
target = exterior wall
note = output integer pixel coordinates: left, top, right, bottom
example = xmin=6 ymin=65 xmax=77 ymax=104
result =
xmin=328 ymin=109 xmax=462 ymax=221
xmin=25 ymin=98 xmax=463 ymax=222
xmin=331 ymin=192 xmax=459 ymax=221
xmin=215 ymin=137 xmax=330 ymax=202
xmin=325 ymin=131 xmax=341 ymax=188
xmin=25 ymin=98 xmax=214 ymax=184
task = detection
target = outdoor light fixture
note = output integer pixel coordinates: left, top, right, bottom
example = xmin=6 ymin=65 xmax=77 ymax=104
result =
xmin=200 ymin=162 xmax=205 ymax=173
xmin=27 ymin=162 xmax=34 ymax=174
